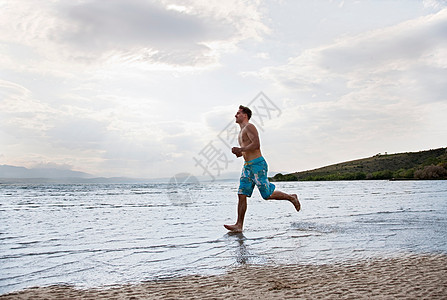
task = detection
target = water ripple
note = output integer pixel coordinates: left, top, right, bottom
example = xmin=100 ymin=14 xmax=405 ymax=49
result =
xmin=1 ymin=181 xmax=446 ymax=294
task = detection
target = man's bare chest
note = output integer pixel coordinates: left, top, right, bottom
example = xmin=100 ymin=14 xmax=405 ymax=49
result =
xmin=238 ymin=129 xmax=250 ymax=145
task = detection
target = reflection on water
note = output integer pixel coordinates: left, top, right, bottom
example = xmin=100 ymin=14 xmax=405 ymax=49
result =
xmin=1 ymin=180 xmax=446 ymax=294
xmin=226 ymin=232 xmax=251 ymax=265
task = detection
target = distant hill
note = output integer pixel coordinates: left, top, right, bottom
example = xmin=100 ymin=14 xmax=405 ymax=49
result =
xmin=0 ymin=165 xmax=93 ymax=179
xmin=0 ymin=165 xmax=158 ymax=184
xmin=271 ymin=147 xmax=447 ymax=181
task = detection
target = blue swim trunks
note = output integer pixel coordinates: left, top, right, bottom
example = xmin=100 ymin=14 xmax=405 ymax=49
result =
xmin=238 ymin=156 xmax=275 ymax=199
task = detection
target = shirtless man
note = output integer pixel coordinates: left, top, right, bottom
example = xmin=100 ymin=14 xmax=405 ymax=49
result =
xmin=224 ymin=105 xmax=300 ymax=232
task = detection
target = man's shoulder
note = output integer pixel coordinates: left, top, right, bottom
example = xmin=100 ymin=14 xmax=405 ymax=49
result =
xmin=245 ymin=122 xmax=258 ymax=133
xmin=246 ymin=123 xmax=257 ymax=130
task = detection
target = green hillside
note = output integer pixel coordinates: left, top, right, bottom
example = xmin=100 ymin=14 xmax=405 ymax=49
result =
xmin=271 ymin=147 xmax=447 ymax=181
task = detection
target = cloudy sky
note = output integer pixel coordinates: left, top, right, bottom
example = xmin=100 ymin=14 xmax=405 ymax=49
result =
xmin=1 ymin=0 xmax=446 ymax=179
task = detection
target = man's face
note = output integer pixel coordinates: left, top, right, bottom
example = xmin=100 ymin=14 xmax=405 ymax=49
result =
xmin=235 ymin=109 xmax=246 ymax=123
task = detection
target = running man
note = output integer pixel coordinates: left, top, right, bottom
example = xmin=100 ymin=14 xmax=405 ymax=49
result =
xmin=224 ymin=105 xmax=300 ymax=232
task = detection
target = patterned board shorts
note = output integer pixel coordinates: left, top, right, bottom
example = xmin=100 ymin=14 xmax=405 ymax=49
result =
xmin=238 ymin=156 xmax=275 ymax=199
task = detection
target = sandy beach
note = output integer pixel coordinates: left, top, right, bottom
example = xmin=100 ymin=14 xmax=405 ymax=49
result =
xmin=2 ymin=254 xmax=446 ymax=299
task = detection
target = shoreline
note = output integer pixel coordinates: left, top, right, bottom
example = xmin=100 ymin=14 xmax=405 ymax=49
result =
xmin=2 ymin=254 xmax=446 ymax=299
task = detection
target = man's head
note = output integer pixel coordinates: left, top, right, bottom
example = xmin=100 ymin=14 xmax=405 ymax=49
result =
xmin=236 ymin=105 xmax=252 ymax=123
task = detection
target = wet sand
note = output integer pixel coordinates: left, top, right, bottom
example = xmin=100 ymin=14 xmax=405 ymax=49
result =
xmin=2 ymin=254 xmax=446 ymax=299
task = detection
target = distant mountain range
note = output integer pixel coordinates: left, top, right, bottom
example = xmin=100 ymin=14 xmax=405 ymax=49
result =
xmin=271 ymin=147 xmax=447 ymax=181
xmin=5 ymin=147 xmax=446 ymax=184
xmin=0 ymin=165 xmax=153 ymax=184
xmin=0 ymin=165 xmax=239 ymax=184
xmin=0 ymin=165 xmax=94 ymax=179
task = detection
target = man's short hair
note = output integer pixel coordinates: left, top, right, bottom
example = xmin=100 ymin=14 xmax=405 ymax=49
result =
xmin=239 ymin=105 xmax=252 ymax=120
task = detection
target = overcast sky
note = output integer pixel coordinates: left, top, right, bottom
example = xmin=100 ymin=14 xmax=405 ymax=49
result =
xmin=1 ymin=0 xmax=446 ymax=179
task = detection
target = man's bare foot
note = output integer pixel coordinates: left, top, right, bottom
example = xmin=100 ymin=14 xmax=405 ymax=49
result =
xmin=224 ymin=224 xmax=243 ymax=232
xmin=290 ymin=194 xmax=300 ymax=211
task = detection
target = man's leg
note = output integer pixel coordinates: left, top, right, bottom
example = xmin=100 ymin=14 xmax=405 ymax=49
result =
xmin=267 ymin=190 xmax=301 ymax=212
xmin=253 ymin=158 xmax=300 ymax=212
xmin=224 ymin=194 xmax=247 ymax=232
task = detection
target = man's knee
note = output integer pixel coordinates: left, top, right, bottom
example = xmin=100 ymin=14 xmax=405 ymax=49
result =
xmin=261 ymin=191 xmax=274 ymax=200
xmin=260 ymin=186 xmax=275 ymax=200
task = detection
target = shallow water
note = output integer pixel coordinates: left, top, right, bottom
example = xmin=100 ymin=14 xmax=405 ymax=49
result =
xmin=1 ymin=180 xmax=446 ymax=294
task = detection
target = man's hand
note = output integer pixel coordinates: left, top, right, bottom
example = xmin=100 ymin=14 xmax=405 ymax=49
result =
xmin=232 ymin=147 xmax=243 ymax=158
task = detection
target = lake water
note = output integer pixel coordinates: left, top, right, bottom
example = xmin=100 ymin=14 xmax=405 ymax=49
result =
xmin=1 ymin=180 xmax=446 ymax=294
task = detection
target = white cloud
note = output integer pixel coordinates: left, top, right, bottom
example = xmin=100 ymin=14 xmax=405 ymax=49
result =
xmin=0 ymin=0 xmax=268 ymax=70
xmin=202 ymin=105 xmax=236 ymax=132
xmin=0 ymin=77 xmax=195 ymax=177
xmin=257 ymin=8 xmax=447 ymax=171
xmin=0 ymin=80 xmax=56 ymax=134
xmin=255 ymin=52 xmax=270 ymax=59
xmin=266 ymin=8 xmax=447 ymax=92
xmin=424 ymin=0 xmax=447 ymax=9
xmin=2 ymin=1 xmax=446 ymax=177
xmin=46 ymin=117 xmax=109 ymax=150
